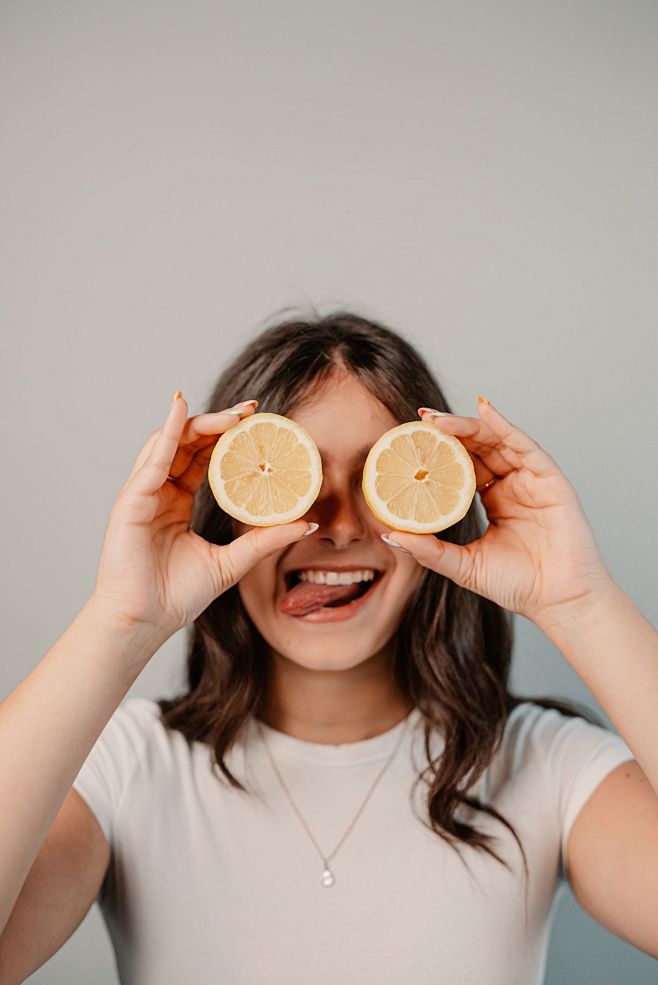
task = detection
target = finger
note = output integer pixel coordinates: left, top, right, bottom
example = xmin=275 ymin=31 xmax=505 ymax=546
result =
xmin=178 ymin=400 xmax=258 ymax=445
xmin=419 ymin=403 xmax=556 ymax=479
xmin=416 ymin=411 xmax=499 ymax=489
xmin=475 ymin=397 xmax=558 ymax=478
xmin=118 ymin=393 xmax=185 ymax=496
xmin=418 ymin=409 xmax=512 ymax=477
xmin=209 ymin=520 xmax=319 ymax=589
xmin=168 ymin=401 xmax=259 ymax=482
xmin=125 ymin=399 xmax=258 ymax=493
xmin=126 ymin=430 xmax=160 ymax=485
xmin=380 ymin=529 xmax=475 ymax=591
xmin=171 ymin=440 xmax=216 ymax=495
xmin=129 ymin=393 xmax=189 ymax=497
xmin=470 ymin=452 xmax=498 ymax=492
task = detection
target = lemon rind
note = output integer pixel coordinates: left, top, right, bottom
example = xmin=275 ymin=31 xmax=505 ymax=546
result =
xmin=362 ymin=421 xmax=476 ymax=534
xmin=208 ymin=412 xmax=323 ymax=526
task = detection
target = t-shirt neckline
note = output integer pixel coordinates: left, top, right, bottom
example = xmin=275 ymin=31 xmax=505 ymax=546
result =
xmin=249 ymin=706 xmax=424 ymax=765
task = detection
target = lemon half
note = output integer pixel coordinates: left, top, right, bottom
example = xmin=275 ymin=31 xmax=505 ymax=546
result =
xmin=207 ymin=412 xmax=323 ymax=526
xmin=362 ymin=421 xmax=476 ymax=533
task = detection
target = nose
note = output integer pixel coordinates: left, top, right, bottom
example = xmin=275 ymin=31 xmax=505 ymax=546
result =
xmin=304 ymin=474 xmax=368 ymax=550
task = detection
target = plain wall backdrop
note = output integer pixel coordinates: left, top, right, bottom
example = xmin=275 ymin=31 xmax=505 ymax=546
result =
xmin=1 ymin=1 xmax=656 ymax=982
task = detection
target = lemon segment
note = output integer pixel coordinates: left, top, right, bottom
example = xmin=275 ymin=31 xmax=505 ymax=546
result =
xmin=362 ymin=421 xmax=476 ymax=533
xmin=207 ymin=412 xmax=323 ymax=526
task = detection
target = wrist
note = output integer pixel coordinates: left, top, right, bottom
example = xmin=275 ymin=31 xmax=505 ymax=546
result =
xmin=532 ymin=576 xmax=622 ymax=649
xmin=82 ymin=595 xmax=167 ymax=670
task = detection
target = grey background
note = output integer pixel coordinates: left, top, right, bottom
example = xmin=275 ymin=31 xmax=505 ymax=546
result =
xmin=1 ymin=1 xmax=656 ymax=982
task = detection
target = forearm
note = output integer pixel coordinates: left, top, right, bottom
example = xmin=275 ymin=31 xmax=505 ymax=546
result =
xmin=536 ymin=580 xmax=658 ymax=793
xmin=0 ymin=597 xmax=160 ymax=934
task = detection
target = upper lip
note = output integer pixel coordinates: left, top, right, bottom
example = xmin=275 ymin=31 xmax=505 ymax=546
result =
xmin=283 ymin=563 xmax=383 ymax=574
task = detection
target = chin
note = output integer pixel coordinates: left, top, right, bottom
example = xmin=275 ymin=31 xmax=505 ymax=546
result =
xmin=238 ymin=575 xmax=411 ymax=672
xmin=243 ymin=601 xmax=399 ymax=671
xmin=273 ymin=638 xmax=388 ymax=672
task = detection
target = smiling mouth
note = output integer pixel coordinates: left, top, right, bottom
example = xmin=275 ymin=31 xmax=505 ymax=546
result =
xmin=284 ymin=571 xmax=382 ymax=602
xmin=281 ymin=569 xmax=384 ymax=614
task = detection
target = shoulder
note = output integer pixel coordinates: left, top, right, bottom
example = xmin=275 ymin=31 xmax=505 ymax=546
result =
xmin=111 ymin=695 xmax=162 ymax=726
xmin=491 ymin=701 xmax=572 ymax=774
xmin=486 ymin=700 xmax=633 ymax=801
xmin=491 ymin=701 xmax=632 ymax=781
xmin=476 ymin=701 xmax=635 ymax=883
xmin=72 ymin=698 xmax=172 ymax=845
xmin=77 ymin=696 xmax=171 ymax=786
xmin=106 ymin=697 xmax=216 ymax=779
xmin=503 ymin=699 xmax=606 ymax=751
xmin=102 ymin=696 xmax=163 ymax=751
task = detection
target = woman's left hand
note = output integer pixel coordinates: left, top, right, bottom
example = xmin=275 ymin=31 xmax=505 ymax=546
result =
xmin=382 ymin=397 xmax=616 ymax=628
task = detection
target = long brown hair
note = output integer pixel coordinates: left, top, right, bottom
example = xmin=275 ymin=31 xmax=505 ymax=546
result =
xmin=158 ymin=308 xmax=602 ymax=895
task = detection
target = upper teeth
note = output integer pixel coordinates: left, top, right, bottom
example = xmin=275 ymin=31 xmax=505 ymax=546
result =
xmin=296 ymin=569 xmax=376 ymax=585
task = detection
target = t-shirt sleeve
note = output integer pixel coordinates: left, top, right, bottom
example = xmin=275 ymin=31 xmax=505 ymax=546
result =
xmin=532 ymin=705 xmax=635 ymax=881
xmin=72 ymin=697 xmax=157 ymax=845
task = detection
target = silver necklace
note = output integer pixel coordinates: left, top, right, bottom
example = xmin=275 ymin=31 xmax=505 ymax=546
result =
xmin=255 ymin=710 xmax=414 ymax=888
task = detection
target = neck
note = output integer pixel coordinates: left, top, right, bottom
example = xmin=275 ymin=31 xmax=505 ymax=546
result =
xmin=258 ymin=645 xmax=414 ymax=744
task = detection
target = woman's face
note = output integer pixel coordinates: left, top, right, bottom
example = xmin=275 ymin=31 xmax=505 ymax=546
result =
xmin=234 ymin=371 xmax=424 ymax=672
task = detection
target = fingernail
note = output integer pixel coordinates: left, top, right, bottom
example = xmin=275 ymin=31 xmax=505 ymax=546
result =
xmin=228 ymin=400 xmax=258 ymax=412
xmin=226 ymin=400 xmax=258 ymax=418
xmin=381 ymin=533 xmax=411 ymax=553
xmin=302 ymin=522 xmax=319 ymax=537
xmin=171 ymin=390 xmax=183 ymax=406
xmin=477 ymin=395 xmax=489 ymax=405
xmin=418 ymin=407 xmax=452 ymax=418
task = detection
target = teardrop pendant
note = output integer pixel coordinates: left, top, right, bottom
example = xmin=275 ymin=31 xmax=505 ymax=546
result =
xmin=321 ymin=865 xmax=335 ymax=887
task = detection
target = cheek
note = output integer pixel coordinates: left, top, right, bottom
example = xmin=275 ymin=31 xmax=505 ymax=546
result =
xmin=387 ymin=558 xmax=424 ymax=604
xmin=236 ymin=556 xmax=279 ymax=617
xmin=238 ymin=566 xmax=268 ymax=602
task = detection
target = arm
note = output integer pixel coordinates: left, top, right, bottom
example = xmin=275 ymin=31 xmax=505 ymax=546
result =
xmin=0 ymin=598 xmax=158 ymax=938
xmin=565 ymin=758 xmax=658 ymax=957
xmin=0 ymin=391 xmax=315 ymax=979
xmin=0 ymin=788 xmax=111 ymax=985
xmin=384 ymin=397 xmax=658 ymax=953
xmin=538 ymin=583 xmax=658 ymax=956
xmin=537 ymin=580 xmax=658 ymax=795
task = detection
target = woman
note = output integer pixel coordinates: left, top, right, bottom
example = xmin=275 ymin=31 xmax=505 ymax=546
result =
xmin=0 ymin=311 xmax=656 ymax=984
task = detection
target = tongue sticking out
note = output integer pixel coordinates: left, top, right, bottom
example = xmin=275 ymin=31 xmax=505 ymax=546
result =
xmin=280 ymin=579 xmax=364 ymax=617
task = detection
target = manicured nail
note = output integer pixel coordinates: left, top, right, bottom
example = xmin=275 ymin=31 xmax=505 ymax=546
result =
xmin=302 ymin=522 xmax=319 ymax=537
xmin=477 ymin=395 xmax=489 ymax=405
xmin=418 ymin=407 xmax=452 ymax=418
xmin=228 ymin=400 xmax=258 ymax=412
xmin=171 ymin=390 xmax=183 ymax=406
xmin=224 ymin=400 xmax=259 ymax=418
xmin=381 ymin=533 xmax=411 ymax=553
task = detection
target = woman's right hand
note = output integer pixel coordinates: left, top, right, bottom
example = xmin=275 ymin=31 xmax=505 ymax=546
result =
xmin=90 ymin=392 xmax=315 ymax=644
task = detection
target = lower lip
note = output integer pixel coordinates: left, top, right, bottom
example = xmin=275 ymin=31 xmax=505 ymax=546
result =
xmin=286 ymin=575 xmax=383 ymax=623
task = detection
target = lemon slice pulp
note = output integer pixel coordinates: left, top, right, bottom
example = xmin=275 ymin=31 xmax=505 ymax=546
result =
xmin=207 ymin=412 xmax=323 ymax=526
xmin=362 ymin=421 xmax=476 ymax=533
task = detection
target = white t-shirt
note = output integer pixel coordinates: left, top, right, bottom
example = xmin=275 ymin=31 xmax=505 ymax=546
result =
xmin=72 ymin=696 xmax=634 ymax=985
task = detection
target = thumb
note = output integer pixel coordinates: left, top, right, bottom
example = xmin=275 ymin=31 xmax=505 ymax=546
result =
xmin=210 ymin=520 xmax=318 ymax=591
xmin=381 ymin=531 xmax=475 ymax=590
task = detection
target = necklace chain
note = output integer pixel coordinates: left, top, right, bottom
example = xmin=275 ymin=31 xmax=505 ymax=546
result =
xmin=255 ymin=711 xmax=414 ymax=887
